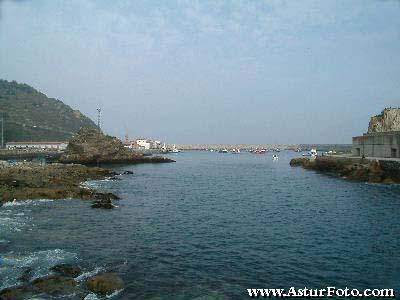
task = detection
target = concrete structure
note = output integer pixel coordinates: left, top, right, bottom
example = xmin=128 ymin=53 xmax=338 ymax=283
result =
xmin=6 ymin=141 xmax=68 ymax=151
xmin=352 ymin=108 xmax=400 ymax=158
xmin=352 ymin=131 xmax=400 ymax=158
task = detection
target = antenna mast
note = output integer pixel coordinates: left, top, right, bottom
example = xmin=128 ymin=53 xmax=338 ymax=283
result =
xmin=97 ymin=108 xmax=102 ymax=130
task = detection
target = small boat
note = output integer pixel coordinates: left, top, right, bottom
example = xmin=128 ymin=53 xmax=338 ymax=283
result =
xmin=253 ymin=149 xmax=266 ymax=154
xmin=231 ymin=148 xmax=241 ymax=154
xmin=218 ymin=149 xmax=228 ymax=153
xmin=171 ymin=144 xmax=181 ymax=153
xmin=272 ymin=154 xmax=279 ymax=161
xmin=302 ymin=148 xmax=318 ymax=157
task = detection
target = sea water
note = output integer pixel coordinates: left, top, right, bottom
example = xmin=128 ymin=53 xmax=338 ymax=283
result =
xmin=1 ymin=151 xmax=399 ymax=299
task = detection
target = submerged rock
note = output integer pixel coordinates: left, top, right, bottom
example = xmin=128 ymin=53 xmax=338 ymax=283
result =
xmin=31 ymin=275 xmax=79 ymax=295
xmin=51 ymin=263 xmax=82 ymax=278
xmin=86 ymin=272 xmax=124 ymax=295
xmin=91 ymin=199 xmax=116 ymax=209
xmin=0 ymin=286 xmax=33 ymax=300
xmin=18 ymin=267 xmax=34 ymax=283
xmin=92 ymin=192 xmax=120 ymax=201
xmin=121 ymin=170 xmax=133 ymax=175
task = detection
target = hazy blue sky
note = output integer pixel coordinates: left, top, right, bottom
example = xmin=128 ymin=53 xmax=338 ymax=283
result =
xmin=1 ymin=0 xmax=399 ymax=144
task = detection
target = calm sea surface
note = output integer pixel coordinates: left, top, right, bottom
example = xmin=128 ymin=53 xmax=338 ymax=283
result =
xmin=1 ymin=151 xmax=400 ymax=299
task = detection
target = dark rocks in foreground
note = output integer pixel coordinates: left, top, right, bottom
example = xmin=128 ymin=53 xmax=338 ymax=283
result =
xmin=0 ymin=264 xmax=124 ymax=300
xmin=51 ymin=264 xmax=82 ymax=278
xmin=86 ymin=272 xmax=124 ymax=295
xmin=290 ymin=156 xmax=400 ymax=184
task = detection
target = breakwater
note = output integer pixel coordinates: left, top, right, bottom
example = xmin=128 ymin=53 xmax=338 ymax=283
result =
xmin=290 ymin=155 xmax=400 ymax=183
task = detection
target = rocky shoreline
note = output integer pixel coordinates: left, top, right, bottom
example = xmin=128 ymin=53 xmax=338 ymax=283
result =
xmin=290 ymin=156 xmax=400 ymax=184
xmin=0 ymin=127 xmax=175 ymax=204
xmin=0 ymin=263 xmax=124 ymax=299
xmin=0 ymin=162 xmax=122 ymax=204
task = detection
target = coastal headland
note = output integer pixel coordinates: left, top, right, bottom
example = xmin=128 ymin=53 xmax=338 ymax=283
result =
xmin=0 ymin=127 xmax=175 ymax=204
xmin=290 ymin=155 xmax=400 ymax=184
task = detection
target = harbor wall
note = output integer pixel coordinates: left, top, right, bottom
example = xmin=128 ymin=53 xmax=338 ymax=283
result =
xmin=352 ymin=132 xmax=400 ymax=158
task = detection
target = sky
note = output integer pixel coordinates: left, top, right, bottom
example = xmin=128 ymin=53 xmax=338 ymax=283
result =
xmin=0 ymin=0 xmax=399 ymax=144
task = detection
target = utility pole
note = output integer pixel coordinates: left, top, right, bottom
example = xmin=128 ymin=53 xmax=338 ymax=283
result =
xmin=97 ymin=108 xmax=102 ymax=130
xmin=1 ymin=116 xmax=4 ymax=149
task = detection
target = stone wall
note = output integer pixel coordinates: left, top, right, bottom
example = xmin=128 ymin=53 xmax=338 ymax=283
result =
xmin=352 ymin=132 xmax=400 ymax=158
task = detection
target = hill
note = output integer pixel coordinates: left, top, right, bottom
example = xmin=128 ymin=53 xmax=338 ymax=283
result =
xmin=0 ymin=79 xmax=98 ymax=142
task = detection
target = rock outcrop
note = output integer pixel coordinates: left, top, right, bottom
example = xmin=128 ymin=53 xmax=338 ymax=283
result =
xmin=290 ymin=156 xmax=400 ymax=184
xmin=0 ymin=162 xmax=118 ymax=202
xmin=51 ymin=264 xmax=83 ymax=278
xmin=59 ymin=127 xmax=174 ymax=165
xmin=368 ymin=108 xmax=400 ymax=133
xmin=91 ymin=198 xmax=116 ymax=209
xmin=0 ymin=264 xmax=124 ymax=299
xmin=86 ymin=272 xmax=124 ymax=295
xmin=31 ymin=275 xmax=79 ymax=296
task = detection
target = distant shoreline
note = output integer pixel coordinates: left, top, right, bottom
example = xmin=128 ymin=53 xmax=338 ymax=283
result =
xmin=174 ymin=144 xmax=352 ymax=152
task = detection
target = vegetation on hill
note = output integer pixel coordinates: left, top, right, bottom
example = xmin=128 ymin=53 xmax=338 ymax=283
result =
xmin=0 ymin=79 xmax=98 ymax=142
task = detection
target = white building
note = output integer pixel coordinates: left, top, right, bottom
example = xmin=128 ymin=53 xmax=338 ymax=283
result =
xmin=136 ymin=139 xmax=151 ymax=150
xmin=152 ymin=140 xmax=162 ymax=149
xmin=6 ymin=142 xmax=68 ymax=151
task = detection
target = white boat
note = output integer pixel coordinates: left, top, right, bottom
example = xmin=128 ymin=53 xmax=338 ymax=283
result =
xmin=302 ymin=148 xmax=318 ymax=157
xmin=272 ymin=154 xmax=279 ymax=160
xmin=231 ymin=148 xmax=241 ymax=154
xmin=171 ymin=144 xmax=181 ymax=153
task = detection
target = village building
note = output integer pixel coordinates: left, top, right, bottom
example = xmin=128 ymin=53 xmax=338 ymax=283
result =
xmin=6 ymin=141 xmax=68 ymax=151
xmin=123 ymin=138 xmax=164 ymax=150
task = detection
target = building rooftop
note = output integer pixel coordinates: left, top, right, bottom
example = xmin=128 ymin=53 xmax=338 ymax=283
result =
xmin=6 ymin=141 xmax=67 ymax=145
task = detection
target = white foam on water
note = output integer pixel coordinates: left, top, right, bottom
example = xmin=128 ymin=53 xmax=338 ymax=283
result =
xmin=84 ymin=293 xmax=100 ymax=300
xmin=2 ymin=199 xmax=54 ymax=207
xmin=106 ymin=289 xmax=124 ymax=298
xmin=81 ymin=181 xmax=100 ymax=189
xmin=0 ymin=249 xmax=77 ymax=290
xmin=75 ymin=267 xmax=104 ymax=282
xmin=2 ymin=200 xmax=33 ymax=207
xmin=0 ymin=213 xmax=30 ymax=232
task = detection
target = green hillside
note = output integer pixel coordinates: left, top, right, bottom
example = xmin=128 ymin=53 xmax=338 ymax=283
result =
xmin=0 ymin=79 xmax=98 ymax=142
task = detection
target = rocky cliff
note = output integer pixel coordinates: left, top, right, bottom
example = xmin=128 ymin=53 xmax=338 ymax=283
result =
xmin=368 ymin=108 xmax=400 ymax=133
